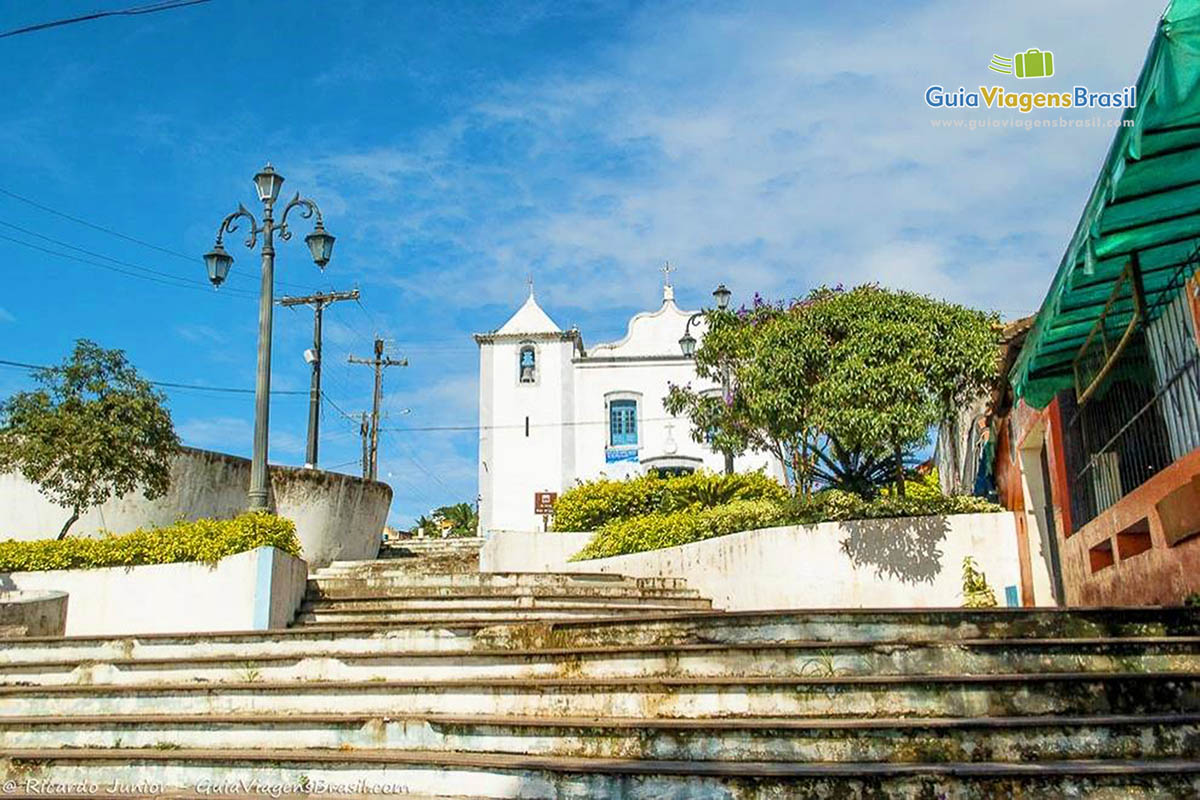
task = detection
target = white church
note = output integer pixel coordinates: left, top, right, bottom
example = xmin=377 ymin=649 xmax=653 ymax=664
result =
xmin=475 ymin=273 xmax=782 ymax=533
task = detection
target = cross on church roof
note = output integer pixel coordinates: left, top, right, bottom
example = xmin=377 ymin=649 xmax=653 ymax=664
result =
xmin=661 ymin=261 xmax=674 ymax=287
xmin=526 ymin=274 xmax=535 ymax=297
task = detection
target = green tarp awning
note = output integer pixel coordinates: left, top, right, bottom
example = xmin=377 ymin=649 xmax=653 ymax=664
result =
xmin=1010 ymin=0 xmax=1200 ymax=408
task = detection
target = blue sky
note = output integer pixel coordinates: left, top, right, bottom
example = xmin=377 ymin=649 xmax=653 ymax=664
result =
xmin=0 ymin=0 xmax=1166 ymax=525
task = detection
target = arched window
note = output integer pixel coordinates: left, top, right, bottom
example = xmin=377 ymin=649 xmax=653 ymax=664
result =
xmin=519 ymin=345 xmax=536 ymax=383
xmin=609 ymin=399 xmax=638 ymax=446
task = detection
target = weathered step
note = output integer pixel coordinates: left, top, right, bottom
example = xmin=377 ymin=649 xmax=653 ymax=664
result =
xmin=0 ymin=626 xmax=492 ymax=666
xmin=477 ymin=607 xmax=1200 ymax=649
xmin=305 ymin=584 xmax=707 ymax=601
xmin=3 ymin=639 xmax=1198 ymax=686
xmin=2 ymin=712 xmax=1196 ymax=763
xmin=1 ymin=749 xmax=1197 ymax=799
xmin=309 ymin=569 xmax=687 ymax=589
xmin=301 ymin=595 xmax=713 ymax=612
xmin=293 ymin=605 xmax=708 ymax=624
xmin=1 ymin=672 xmax=1194 ymax=718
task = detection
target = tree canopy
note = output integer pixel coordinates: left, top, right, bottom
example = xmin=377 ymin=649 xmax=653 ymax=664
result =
xmin=666 ymin=285 xmax=999 ymax=496
xmin=0 ymin=340 xmax=180 ymax=538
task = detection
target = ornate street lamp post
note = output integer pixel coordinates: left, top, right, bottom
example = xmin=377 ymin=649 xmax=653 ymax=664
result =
xmin=680 ymin=283 xmax=734 ymax=475
xmin=204 ymin=164 xmax=336 ymax=511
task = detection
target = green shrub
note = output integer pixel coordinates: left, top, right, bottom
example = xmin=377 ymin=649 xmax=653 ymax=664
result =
xmin=575 ymin=489 xmax=1006 ymax=560
xmin=961 ymin=556 xmax=998 ymax=608
xmin=553 ymin=471 xmax=787 ymax=531
xmin=783 ymin=490 xmax=1002 ymax=524
xmin=572 ymin=499 xmax=788 ymax=560
xmin=878 ymin=468 xmax=944 ymax=501
xmin=0 ymin=513 xmax=301 ymax=572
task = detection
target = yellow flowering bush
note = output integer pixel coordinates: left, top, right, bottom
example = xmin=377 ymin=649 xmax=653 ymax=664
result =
xmin=0 ymin=513 xmax=300 ymax=572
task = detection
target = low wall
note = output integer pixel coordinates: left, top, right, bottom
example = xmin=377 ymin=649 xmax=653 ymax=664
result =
xmin=0 ymin=546 xmax=307 ymax=636
xmin=0 ymin=447 xmax=392 ymax=567
xmin=0 ymin=590 xmax=68 ymax=637
xmin=481 ymin=513 xmax=1027 ymax=609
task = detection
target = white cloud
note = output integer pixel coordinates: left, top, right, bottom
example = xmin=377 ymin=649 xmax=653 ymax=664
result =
xmin=307 ymin=0 xmax=1159 ymax=323
xmin=286 ymin=0 xmax=1170 ymax=519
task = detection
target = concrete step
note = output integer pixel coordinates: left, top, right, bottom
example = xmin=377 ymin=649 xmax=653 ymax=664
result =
xmin=1 ymin=712 xmax=1196 ymax=763
xmin=305 ymin=584 xmax=707 ymax=601
xmin=1 ymin=748 xmax=1196 ymax=799
xmin=308 ymin=570 xmax=687 ymax=590
xmin=300 ymin=595 xmax=714 ymax=612
xmin=476 ymin=606 xmax=1200 ymax=649
xmin=5 ymin=608 xmax=1197 ymax=666
xmin=0 ymin=672 xmax=1194 ymax=718
xmin=2 ymin=639 xmax=1197 ymax=687
xmin=292 ymin=605 xmax=707 ymax=625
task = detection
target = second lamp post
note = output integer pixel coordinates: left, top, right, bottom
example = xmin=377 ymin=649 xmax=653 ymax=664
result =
xmin=679 ymin=283 xmax=734 ymax=475
xmin=203 ymin=164 xmax=336 ymax=512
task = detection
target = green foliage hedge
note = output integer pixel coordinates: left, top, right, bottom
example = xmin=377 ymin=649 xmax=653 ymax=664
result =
xmin=0 ymin=513 xmax=301 ymax=572
xmin=572 ymin=490 xmax=1003 ymax=561
xmin=573 ymin=499 xmax=789 ymax=560
xmin=553 ymin=471 xmax=788 ymax=532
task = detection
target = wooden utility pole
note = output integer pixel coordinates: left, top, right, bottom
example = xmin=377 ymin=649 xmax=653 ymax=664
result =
xmin=348 ymin=338 xmax=407 ymax=481
xmin=359 ymin=412 xmax=370 ymax=480
xmin=278 ymin=289 xmax=360 ymax=469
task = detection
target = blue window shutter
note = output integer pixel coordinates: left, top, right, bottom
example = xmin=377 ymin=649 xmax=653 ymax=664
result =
xmin=610 ymin=399 xmax=638 ymax=446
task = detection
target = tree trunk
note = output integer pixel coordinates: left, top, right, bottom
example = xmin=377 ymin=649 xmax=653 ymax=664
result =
xmin=894 ymin=443 xmax=906 ymax=498
xmin=57 ymin=508 xmax=81 ymax=540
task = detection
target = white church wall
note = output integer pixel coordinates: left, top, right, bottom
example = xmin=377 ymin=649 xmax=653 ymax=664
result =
xmin=480 ymin=335 xmax=577 ymax=533
xmin=572 ymin=358 xmax=728 ymax=482
xmin=476 ymin=286 xmax=783 ymax=535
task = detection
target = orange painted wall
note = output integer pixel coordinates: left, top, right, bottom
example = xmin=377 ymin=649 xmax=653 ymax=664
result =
xmin=993 ymin=394 xmax=1200 ymax=607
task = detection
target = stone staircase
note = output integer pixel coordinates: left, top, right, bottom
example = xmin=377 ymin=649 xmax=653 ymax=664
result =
xmin=0 ymin=537 xmax=1198 ymax=797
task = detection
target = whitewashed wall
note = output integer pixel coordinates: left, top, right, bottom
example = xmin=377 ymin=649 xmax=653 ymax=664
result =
xmin=478 ymin=290 xmax=783 ymax=534
xmin=0 ymin=447 xmax=392 ymax=567
xmin=0 ymin=546 xmax=307 ymax=636
xmin=481 ymin=513 xmax=1032 ymax=608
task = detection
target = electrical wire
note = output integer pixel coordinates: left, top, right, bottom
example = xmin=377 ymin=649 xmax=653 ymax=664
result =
xmin=0 ymin=358 xmax=308 ymax=395
xmin=0 ymin=0 xmax=211 ymax=40
xmin=380 ymin=415 xmax=682 ymax=433
xmin=0 ymin=186 xmax=331 ymax=292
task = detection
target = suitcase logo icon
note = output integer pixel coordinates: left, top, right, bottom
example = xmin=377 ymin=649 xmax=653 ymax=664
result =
xmin=989 ymin=49 xmax=1054 ymax=79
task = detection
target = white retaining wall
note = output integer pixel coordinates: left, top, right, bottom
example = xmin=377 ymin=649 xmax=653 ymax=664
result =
xmin=0 ymin=546 xmax=308 ymax=636
xmin=481 ymin=512 xmax=1034 ymax=609
xmin=0 ymin=447 xmax=392 ymax=567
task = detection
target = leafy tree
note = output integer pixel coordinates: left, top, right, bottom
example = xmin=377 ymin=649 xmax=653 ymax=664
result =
xmin=807 ymin=286 xmax=998 ymax=495
xmin=434 ymin=502 xmax=479 ymax=538
xmin=666 ymin=293 xmax=830 ymax=496
xmin=0 ymin=340 xmax=179 ymax=539
xmin=412 ymin=514 xmax=439 ymax=538
xmin=666 ymin=286 xmax=998 ymax=497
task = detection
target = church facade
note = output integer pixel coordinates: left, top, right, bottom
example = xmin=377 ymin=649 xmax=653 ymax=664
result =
xmin=475 ymin=280 xmax=782 ymax=533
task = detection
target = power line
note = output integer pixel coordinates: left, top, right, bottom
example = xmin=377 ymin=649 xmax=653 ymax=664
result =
xmin=0 ymin=0 xmax=211 ymax=40
xmin=0 ymin=231 xmax=258 ymax=299
xmin=0 ymin=358 xmax=308 ymax=395
xmin=0 ymin=219 xmax=258 ymax=298
xmin=380 ymin=415 xmax=683 ymax=433
xmin=0 ymin=186 xmax=327 ymax=292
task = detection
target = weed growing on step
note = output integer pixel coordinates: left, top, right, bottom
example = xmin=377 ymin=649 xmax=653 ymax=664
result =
xmin=236 ymin=662 xmax=262 ymax=683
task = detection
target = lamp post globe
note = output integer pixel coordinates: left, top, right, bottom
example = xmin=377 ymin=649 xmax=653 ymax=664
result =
xmin=679 ymin=331 xmax=697 ymax=357
xmin=253 ymin=164 xmax=285 ymax=204
xmin=203 ymin=244 xmax=234 ymax=287
xmin=712 ymin=283 xmax=732 ymax=310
